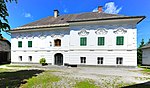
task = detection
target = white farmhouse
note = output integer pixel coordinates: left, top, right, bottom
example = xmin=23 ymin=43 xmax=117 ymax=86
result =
xmin=9 ymin=6 xmax=145 ymax=66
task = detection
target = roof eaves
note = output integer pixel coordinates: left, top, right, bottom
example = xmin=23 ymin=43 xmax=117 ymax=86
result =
xmin=67 ymin=16 xmax=146 ymax=23
xmin=8 ymin=23 xmax=69 ymax=32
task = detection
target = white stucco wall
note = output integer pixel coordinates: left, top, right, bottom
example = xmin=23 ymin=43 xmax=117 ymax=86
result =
xmin=11 ymin=21 xmax=137 ymax=66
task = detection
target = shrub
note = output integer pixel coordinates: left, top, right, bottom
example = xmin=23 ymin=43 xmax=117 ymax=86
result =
xmin=39 ymin=58 xmax=46 ymax=65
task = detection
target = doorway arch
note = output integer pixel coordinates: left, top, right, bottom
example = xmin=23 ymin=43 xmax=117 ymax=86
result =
xmin=54 ymin=53 xmax=63 ymax=65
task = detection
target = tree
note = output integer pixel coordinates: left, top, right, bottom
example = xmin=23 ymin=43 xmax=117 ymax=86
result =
xmin=137 ymin=39 xmax=145 ymax=64
xmin=0 ymin=0 xmax=17 ymax=33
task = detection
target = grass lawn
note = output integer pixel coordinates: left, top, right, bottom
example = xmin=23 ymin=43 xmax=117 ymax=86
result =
xmin=6 ymin=65 xmax=32 ymax=68
xmin=75 ymin=80 xmax=99 ymax=88
xmin=21 ymin=70 xmax=61 ymax=88
xmin=138 ymin=65 xmax=150 ymax=73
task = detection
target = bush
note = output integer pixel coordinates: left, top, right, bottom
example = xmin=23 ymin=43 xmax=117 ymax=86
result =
xmin=39 ymin=58 xmax=46 ymax=65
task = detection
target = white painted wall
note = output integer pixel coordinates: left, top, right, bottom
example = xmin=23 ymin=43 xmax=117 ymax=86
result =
xmin=11 ymin=22 xmax=137 ymax=66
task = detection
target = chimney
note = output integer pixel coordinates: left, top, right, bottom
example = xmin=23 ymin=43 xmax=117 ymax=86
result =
xmin=54 ymin=10 xmax=59 ymax=18
xmin=98 ymin=6 xmax=103 ymax=13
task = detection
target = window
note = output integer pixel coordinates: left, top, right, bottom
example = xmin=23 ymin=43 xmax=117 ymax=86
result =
xmin=28 ymin=41 xmax=32 ymax=47
xmin=19 ymin=56 xmax=22 ymax=61
xmin=116 ymin=57 xmax=123 ymax=65
xmin=97 ymin=57 xmax=103 ymax=64
xmin=116 ymin=36 xmax=124 ymax=45
xmin=49 ymin=41 xmax=52 ymax=46
xmin=54 ymin=39 xmax=61 ymax=46
xmin=98 ymin=37 xmax=105 ymax=46
xmin=29 ymin=56 xmax=32 ymax=61
xmin=18 ymin=41 xmax=22 ymax=48
xmin=80 ymin=57 xmax=86 ymax=63
xmin=80 ymin=37 xmax=87 ymax=46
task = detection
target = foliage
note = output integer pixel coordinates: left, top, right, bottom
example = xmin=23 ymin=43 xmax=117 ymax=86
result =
xmin=39 ymin=58 xmax=46 ymax=64
xmin=137 ymin=39 xmax=145 ymax=64
xmin=0 ymin=0 xmax=17 ymax=33
xmin=75 ymin=80 xmax=99 ymax=88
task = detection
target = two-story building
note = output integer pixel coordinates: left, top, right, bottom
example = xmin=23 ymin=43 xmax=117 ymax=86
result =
xmin=9 ymin=6 xmax=145 ymax=66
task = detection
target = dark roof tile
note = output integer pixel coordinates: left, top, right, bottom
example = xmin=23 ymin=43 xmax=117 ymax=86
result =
xmin=21 ymin=12 xmax=125 ymax=27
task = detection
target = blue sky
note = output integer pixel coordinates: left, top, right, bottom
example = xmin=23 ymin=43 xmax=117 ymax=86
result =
xmin=2 ymin=0 xmax=150 ymax=46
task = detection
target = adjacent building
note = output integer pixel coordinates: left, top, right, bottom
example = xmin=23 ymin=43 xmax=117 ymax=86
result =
xmin=0 ymin=34 xmax=11 ymax=64
xmin=9 ymin=6 xmax=145 ymax=66
xmin=142 ymin=41 xmax=150 ymax=65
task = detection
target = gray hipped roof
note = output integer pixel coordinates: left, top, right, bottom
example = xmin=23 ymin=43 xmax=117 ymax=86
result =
xmin=10 ymin=11 xmax=145 ymax=31
xmin=21 ymin=12 xmax=127 ymax=27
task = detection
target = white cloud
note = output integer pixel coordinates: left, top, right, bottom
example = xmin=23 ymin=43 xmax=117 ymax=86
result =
xmin=92 ymin=8 xmax=98 ymax=12
xmin=24 ymin=13 xmax=32 ymax=18
xmin=104 ymin=2 xmax=122 ymax=14
xmin=92 ymin=2 xmax=122 ymax=14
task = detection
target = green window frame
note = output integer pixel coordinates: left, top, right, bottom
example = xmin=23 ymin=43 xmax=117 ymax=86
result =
xmin=80 ymin=37 xmax=87 ymax=46
xmin=18 ymin=41 xmax=22 ymax=48
xmin=98 ymin=37 xmax=105 ymax=46
xmin=116 ymin=36 xmax=124 ymax=45
xmin=28 ymin=41 xmax=32 ymax=47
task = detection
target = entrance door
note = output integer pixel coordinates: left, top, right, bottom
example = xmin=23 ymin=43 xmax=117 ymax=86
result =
xmin=54 ymin=53 xmax=63 ymax=65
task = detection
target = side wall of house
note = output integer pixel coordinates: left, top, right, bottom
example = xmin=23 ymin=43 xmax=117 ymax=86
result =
xmin=142 ymin=48 xmax=150 ymax=65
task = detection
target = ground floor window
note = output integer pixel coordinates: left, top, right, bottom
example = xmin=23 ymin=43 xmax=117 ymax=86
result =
xmin=116 ymin=57 xmax=123 ymax=65
xmin=19 ymin=56 xmax=22 ymax=61
xmin=97 ymin=57 xmax=103 ymax=64
xmin=29 ymin=56 xmax=32 ymax=62
xmin=80 ymin=57 xmax=86 ymax=63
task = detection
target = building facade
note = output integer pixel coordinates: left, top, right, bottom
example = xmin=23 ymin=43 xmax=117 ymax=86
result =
xmin=10 ymin=7 xmax=145 ymax=66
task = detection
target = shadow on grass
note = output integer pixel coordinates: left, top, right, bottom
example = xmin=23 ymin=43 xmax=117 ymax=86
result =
xmin=122 ymin=81 xmax=150 ymax=88
xmin=0 ymin=70 xmax=44 ymax=88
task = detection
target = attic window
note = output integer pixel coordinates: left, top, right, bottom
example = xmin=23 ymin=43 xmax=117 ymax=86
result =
xmin=61 ymin=18 xmax=64 ymax=20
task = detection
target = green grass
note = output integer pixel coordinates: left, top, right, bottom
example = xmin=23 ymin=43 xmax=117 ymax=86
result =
xmin=138 ymin=65 xmax=150 ymax=73
xmin=21 ymin=71 xmax=61 ymax=88
xmin=6 ymin=65 xmax=32 ymax=68
xmin=0 ymin=68 xmax=14 ymax=72
xmin=75 ymin=80 xmax=99 ymax=88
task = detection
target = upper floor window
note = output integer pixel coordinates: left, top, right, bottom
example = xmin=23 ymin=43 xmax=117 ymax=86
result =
xmin=98 ymin=37 xmax=105 ymax=46
xmin=18 ymin=41 xmax=22 ymax=48
xmin=80 ymin=37 xmax=87 ymax=46
xmin=28 ymin=41 xmax=32 ymax=47
xmin=116 ymin=36 xmax=124 ymax=45
xmin=54 ymin=39 xmax=61 ymax=47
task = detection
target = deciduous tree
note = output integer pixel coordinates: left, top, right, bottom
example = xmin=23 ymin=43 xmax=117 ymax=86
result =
xmin=0 ymin=0 xmax=17 ymax=33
